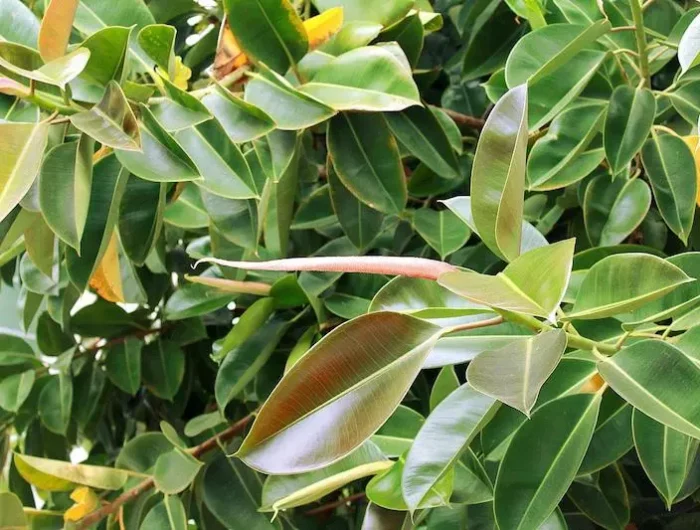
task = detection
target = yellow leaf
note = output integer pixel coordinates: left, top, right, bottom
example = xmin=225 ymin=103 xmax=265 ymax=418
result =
xmin=304 ymin=7 xmax=344 ymax=49
xmin=172 ymin=57 xmax=192 ymax=90
xmin=64 ymin=487 xmax=100 ymax=522
xmin=89 ymin=232 xmax=124 ymax=303
xmin=683 ymin=136 xmax=700 ymax=207
xmin=38 ymin=0 xmax=80 ymax=62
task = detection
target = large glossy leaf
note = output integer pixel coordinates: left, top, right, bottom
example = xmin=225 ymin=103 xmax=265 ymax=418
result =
xmin=327 ymin=112 xmax=406 ymax=214
xmin=175 ymin=119 xmax=257 ymax=199
xmin=467 ymin=329 xmax=567 ymax=416
xmin=470 ymin=84 xmax=528 ymax=262
xmin=118 ymin=175 xmax=165 ymax=265
xmin=105 ymin=337 xmax=142 ymax=396
xmin=66 ymin=153 xmax=128 ymax=290
xmin=245 ymin=65 xmax=336 ymax=130
xmin=236 ymin=312 xmax=443 ymax=474
xmin=39 ymin=135 xmax=94 ymax=250
xmin=70 ymin=81 xmax=140 ymax=151
xmin=641 ymin=133 xmax=697 ymax=244
xmin=78 ymin=26 xmax=131 ymax=86
xmin=154 ymin=450 xmax=203 ymax=494
xmin=385 ymin=105 xmax=460 ymax=179
xmin=567 ymin=466 xmax=630 ymax=530
xmin=599 ymin=340 xmax=700 ymax=439
xmin=14 ymin=453 xmax=130 ymax=491
xmin=413 ymin=208 xmax=471 ymax=259
xmin=679 ymin=13 xmax=700 ymax=72
xmin=527 ymin=101 xmax=606 ymax=190
xmin=361 ymin=503 xmax=408 ymax=530
xmin=39 ymin=372 xmax=72 ymax=434
xmin=568 ymin=255 xmax=692 ymax=320
xmin=0 ymin=369 xmax=34 ymax=413
xmin=38 ymin=0 xmax=78 ymax=62
xmin=223 ymin=0 xmax=307 ymax=74
xmin=0 ymin=492 xmax=27 ymax=530
xmin=141 ymin=340 xmax=185 ymax=401
xmin=0 ymin=0 xmax=39 ymax=48
xmin=494 ymin=393 xmax=601 ymax=530
xmin=202 ymin=451 xmax=276 ymax=530
xmin=0 ymin=122 xmax=49 ymax=224
xmin=633 ymin=409 xmax=698 ymax=508
xmin=439 ymin=239 xmax=575 ymax=319
xmin=0 ymin=42 xmax=89 ymax=87
xmin=583 ymin=174 xmax=652 ymax=247
xmin=201 ymin=86 xmax=275 ymax=143
xmin=116 ymin=105 xmax=199 ymax=183
xmin=604 ymin=86 xmax=656 ymax=175
xmin=142 ymin=496 xmax=187 ymax=530
xmin=402 ymin=384 xmax=498 ymax=513
xmin=505 ymin=21 xmax=610 ymax=87
xmin=299 ymin=46 xmax=420 ymax=112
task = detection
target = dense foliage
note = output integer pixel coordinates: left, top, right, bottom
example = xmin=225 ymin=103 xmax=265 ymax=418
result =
xmin=5 ymin=0 xmax=700 ymax=528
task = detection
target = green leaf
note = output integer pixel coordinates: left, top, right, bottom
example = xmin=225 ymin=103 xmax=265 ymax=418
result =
xmin=327 ymin=160 xmax=384 ymax=250
xmin=505 ymin=21 xmax=610 ymax=87
xmin=164 ymin=269 xmax=236 ymax=320
xmin=0 ymin=492 xmax=27 ymax=530
xmin=470 ymin=84 xmax=528 ymax=262
xmin=603 ymin=86 xmax=656 ymax=175
xmin=527 ymin=101 xmax=606 ymax=190
xmin=429 ymin=366 xmax=460 ymax=411
xmin=567 ymin=466 xmax=630 ymax=530
xmin=583 ymin=174 xmax=652 ymax=247
xmin=361 ymin=503 xmax=408 ymax=530
xmin=175 ymin=120 xmax=258 ymax=199
xmin=568 ymin=255 xmax=692 ymax=320
xmin=438 ymin=239 xmax=576 ymax=319
xmin=202 ymin=192 xmax=258 ymax=250
xmin=164 ymin=183 xmax=209 ymax=229
xmin=116 ymin=105 xmax=199 ymax=183
xmin=70 ymin=81 xmax=141 ymax=151
xmin=314 ymin=0 xmax=413 ymax=26
xmin=299 ymin=46 xmax=420 ymax=112
xmin=641 ymin=133 xmax=697 ymax=244
xmin=0 ymin=122 xmax=49 ymax=224
xmin=599 ymin=340 xmax=700 ymax=439
xmin=201 ymin=86 xmax=275 ymax=143
xmin=237 ymin=312 xmax=442 ymax=474
xmin=467 ymin=329 xmax=567 ymax=416
xmin=402 ymin=384 xmax=498 ymax=513
xmin=386 ymin=105 xmax=460 ymax=179
xmin=245 ymin=65 xmax=336 ymax=130
xmin=633 ymin=409 xmax=698 ymax=508
xmin=142 ymin=340 xmax=185 ymax=401
xmin=154 ymin=449 xmax=203 ymax=494
xmin=118 ymin=175 xmax=166 ymax=265
xmin=579 ymin=391 xmax=634 ymax=475
xmin=223 ymin=0 xmax=308 ymax=74
xmin=142 ymin=496 xmax=187 ymax=530
xmin=66 ymin=153 xmax=128 ymax=290
xmin=413 ymin=208 xmax=471 ymax=259
xmin=0 ymin=43 xmax=90 ymax=87
xmin=494 ymin=393 xmax=601 ymax=530
xmin=0 ymin=0 xmax=39 ymax=48
xmin=79 ymin=26 xmax=131 ymax=86
xmin=261 ymin=442 xmax=389 ymax=511
xmin=105 ymin=337 xmax=142 ymax=395
xmin=377 ymin=13 xmax=424 ymax=67
xmin=39 ymin=373 xmax=72 ymax=435
xmin=679 ymin=13 xmax=700 ymax=72
xmin=39 ymin=135 xmax=94 ymax=250
xmin=0 ymin=369 xmax=34 ymax=413
xmin=202 ymin=451 xmax=276 ymax=530
xmin=150 ymin=78 xmax=211 ymax=130
xmin=215 ymin=316 xmax=290 ymax=410
xmin=138 ymin=24 xmax=176 ymax=76
xmin=372 ymin=405 xmax=425 ymax=457
xmin=327 ymin=112 xmax=406 ymax=215
xmin=14 ymin=453 xmax=130 ymax=491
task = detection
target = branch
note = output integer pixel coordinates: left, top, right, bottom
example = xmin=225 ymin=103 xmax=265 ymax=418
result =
xmin=77 ymin=414 xmax=254 ymax=529
xmin=629 ymin=0 xmax=651 ymax=87
xmin=184 ymin=275 xmax=272 ymax=296
xmin=198 ymin=256 xmax=458 ymax=281
xmin=442 ymin=108 xmax=485 ymax=131
xmin=445 ymin=316 xmax=504 ymax=334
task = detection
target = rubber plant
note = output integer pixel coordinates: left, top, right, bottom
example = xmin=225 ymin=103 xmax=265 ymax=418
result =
xmin=3 ymin=0 xmax=700 ymax=529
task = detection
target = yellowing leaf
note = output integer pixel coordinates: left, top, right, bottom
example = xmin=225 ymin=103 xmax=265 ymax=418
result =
xmin=38 ymin=0 xmax=79 ymax=62
xmin=171 ymin=57 xmax=192 ymax=90
xmin=213 ymin=8 xmax=343 ymax=79
xmin=305 ymin=7 xmax=344 ymax=48
xmin=64 ymin=487 xmax=100 ymax=522
xmin=683 ymin=136 xmax=700 ymax=207
xmin=89 ymin=231 xmax=124 ymax=303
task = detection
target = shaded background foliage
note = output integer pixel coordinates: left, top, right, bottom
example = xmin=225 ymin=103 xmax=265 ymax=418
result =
xmin=3 ymin=0 xmax=700 ymax=529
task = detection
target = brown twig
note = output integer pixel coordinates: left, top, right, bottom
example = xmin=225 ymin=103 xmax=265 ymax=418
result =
xmin=77 ymin=414 xmax=254 ymax=529
xmin=304 ymin=492 xmax=367 ymax=516
xmin=84 ymin=327 xmax=169 ymax=353
xmin=442 ymin=108 xmax=485 ymax=131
